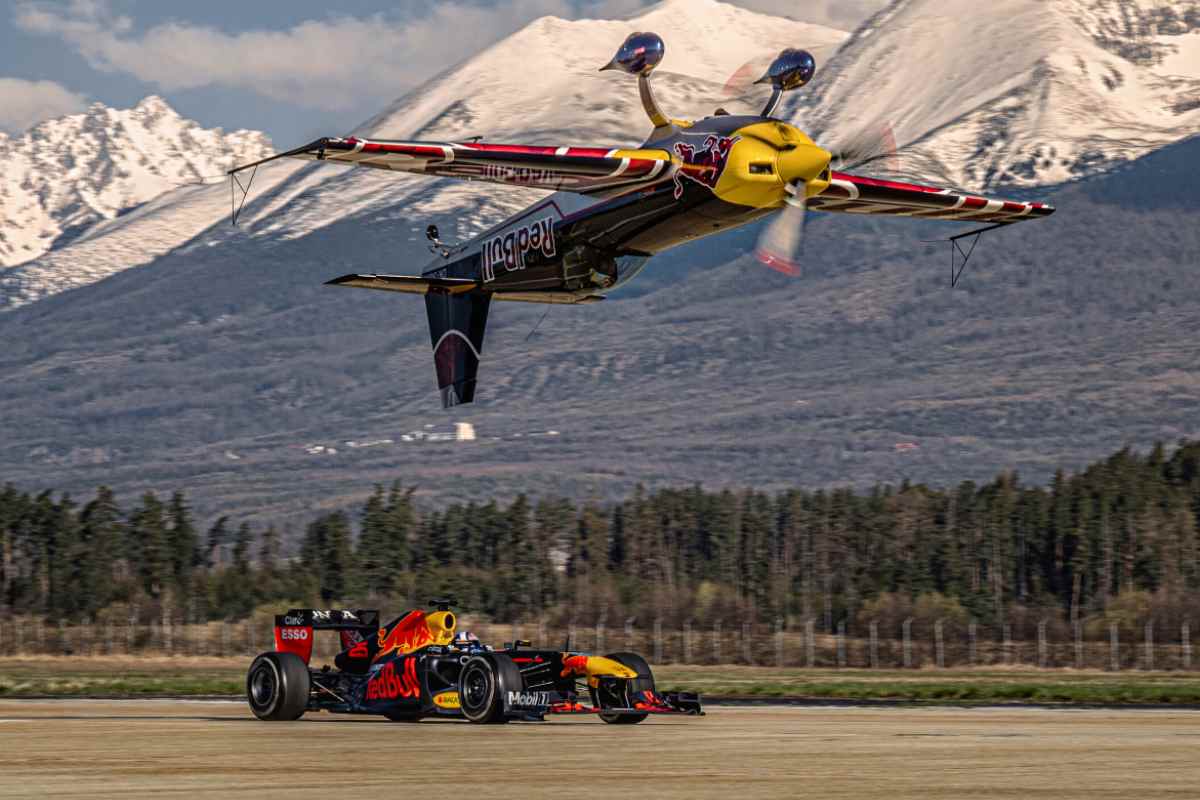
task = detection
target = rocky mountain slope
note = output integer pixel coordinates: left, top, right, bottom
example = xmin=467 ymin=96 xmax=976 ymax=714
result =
xmin=1 ymin=132 xmax=1197 ymax=526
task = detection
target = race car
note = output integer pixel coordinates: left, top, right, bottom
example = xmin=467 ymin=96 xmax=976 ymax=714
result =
xmin=245 ymin=600 xmax=702 ymax=724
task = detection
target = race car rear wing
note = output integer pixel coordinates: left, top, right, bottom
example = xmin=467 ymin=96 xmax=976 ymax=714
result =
xmin=274 ymin=609 xmax=380 ymax=664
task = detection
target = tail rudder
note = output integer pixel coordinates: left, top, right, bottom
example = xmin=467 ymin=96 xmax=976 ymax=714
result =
xmin=426 ymin=290 xmax=491 ymax=407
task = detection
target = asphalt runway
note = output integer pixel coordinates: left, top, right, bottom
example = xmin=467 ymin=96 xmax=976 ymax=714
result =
xmin=1 ymin=701 xmax=1197 ymax=799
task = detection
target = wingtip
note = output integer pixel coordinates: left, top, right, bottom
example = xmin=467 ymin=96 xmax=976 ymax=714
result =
xmin=325 ymin=274 xmax=373 ymax=286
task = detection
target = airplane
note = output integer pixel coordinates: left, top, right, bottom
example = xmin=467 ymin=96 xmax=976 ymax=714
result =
xmin=228 ymin=32 xmax=1054 ymax=408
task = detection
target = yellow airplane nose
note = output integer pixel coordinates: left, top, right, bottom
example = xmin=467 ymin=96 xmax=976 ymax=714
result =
xmin=777 ymin=143 xmax=832 ymax=197
xmin=712 ymin=122 xmax=832 ymax=209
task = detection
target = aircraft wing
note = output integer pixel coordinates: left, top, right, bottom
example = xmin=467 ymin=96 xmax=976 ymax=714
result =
xmin=810 ymin=172 xmax=1055 ymax=223
xmin=228 ymin=136 xmax=673 ymax=195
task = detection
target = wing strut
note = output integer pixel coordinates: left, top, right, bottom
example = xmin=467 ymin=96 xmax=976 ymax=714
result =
xmin=227 ymin=138 xmax=331 ymax=225
xmin=925 ymin=222 xmax=1015 ymax=288
xmin=229 ymin=164 xmax=257 ymax=226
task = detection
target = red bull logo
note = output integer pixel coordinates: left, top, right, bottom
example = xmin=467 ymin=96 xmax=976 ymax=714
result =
xmin=481 ymin=215 xmax=556 ymax=283
xmin=375 ymin=610 xmax=435 ymax=661
xmin=366 ymin=657 xmax=421 ymax=701
xmin=672 ymin=135 xmax=739 ymax=199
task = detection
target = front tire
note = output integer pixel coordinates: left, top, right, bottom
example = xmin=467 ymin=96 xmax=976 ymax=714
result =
xmin=246 ymin=651 xmax=310 ymax=721
xmin=597 ymin=651 xmax=653 ymax=725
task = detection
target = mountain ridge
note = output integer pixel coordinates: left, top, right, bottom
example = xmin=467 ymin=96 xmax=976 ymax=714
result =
xmin=0 ymin=95 xmax=272 ymax=270
xmin=789 ymin=0 xmax=1200 ymax=190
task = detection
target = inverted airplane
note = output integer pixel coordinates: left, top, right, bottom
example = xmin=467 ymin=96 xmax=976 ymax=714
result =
xmin=229 ymin=33 xmax=1054 ymax=408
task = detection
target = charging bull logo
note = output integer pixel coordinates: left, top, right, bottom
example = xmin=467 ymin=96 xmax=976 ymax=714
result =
xmin=672 ymin=135 xmax=738 ymax=199
xmin=481 ymin=215 xmax=556 ymax=283
xmin=375 ymin=610 xmax=435 ymax=661
xmin=366 ymin=657 xmax=421 ymax=701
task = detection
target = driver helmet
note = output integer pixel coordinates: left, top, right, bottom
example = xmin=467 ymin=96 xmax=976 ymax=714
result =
xmin=452 ymin=631 xmax=481 ymax=648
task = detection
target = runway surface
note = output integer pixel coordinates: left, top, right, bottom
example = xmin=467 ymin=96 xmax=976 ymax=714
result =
xmin=1 ymin=700 xmax=1197 ymax=798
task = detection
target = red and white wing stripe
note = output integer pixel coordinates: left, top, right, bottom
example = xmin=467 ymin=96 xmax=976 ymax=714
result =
xmin=241 ymin=136 xmax=672 ymax=196
xmin=810 ymin=172 xmax=1055 ymax=223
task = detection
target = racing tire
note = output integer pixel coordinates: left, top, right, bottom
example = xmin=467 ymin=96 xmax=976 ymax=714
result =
xmin=597 ymin=651 xmax=653 ymax=725
xmin=247 ymin=651 xmax=310 ymax=721
xmin=459 ymin=654 xmax=520 ymax=724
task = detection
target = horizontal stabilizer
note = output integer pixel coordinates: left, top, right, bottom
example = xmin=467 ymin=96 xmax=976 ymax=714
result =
xmin=327 ymin=274 xmax=478 ymax=295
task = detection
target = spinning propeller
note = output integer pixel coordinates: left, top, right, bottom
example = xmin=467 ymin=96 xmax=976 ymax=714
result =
xmin=745 ymin=53 xmax=901 ymax=277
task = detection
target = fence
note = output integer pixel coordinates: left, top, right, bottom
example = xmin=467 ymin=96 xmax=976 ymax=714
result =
xmin=0 ymin=617 xmax=1194 ymax=671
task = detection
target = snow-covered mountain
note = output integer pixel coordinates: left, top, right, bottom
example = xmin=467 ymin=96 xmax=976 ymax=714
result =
xmin=0 ymin=0 xmax=846 ymax=312
xmin=788 ymin=0 xmax=1200 ymax=190
xmin=4 ymin=0 xmax=1200 ymax=314
xmin=0 ymin=96 xmax=272 ymax=269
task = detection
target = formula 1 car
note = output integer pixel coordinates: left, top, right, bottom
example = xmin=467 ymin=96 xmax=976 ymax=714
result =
xmin=246 ymin=601 xmax=702 ymax=724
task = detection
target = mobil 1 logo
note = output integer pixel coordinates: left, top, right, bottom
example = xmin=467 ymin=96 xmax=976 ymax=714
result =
xmin=506 ymin=690 xmax=551 ymax=708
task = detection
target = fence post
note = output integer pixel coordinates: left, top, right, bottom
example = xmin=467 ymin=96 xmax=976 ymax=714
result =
xmin=1074 ymin=621 xmax=1083 ymax=669
xmin=15 ymin=620 xmax=23 ymax=655
xmin=712 ymin=620 xmax=721 ymax=664
xmin=968 ymin=621 xmax=977 ymax=666
xmin=1110 ymin=623 xmax=1120 ymax=671
xmin=902 ymin=618 xmax=913 ymax=668
xmin=934 ymin=619 xmax=945 ymax=668
xmin=537 ymin=618 xmax=546 ymax=649
xmin=36 ymin=618 xmax=46 ymax=654
xmin=775 ymin=617 xmax=784 ymax=668
xmin=567 ymin=623 xmax=576 ymax=651
xmin=1144 ymin=621 xmax=1154 ymax=671
xmin=741 ymin=621 xmax=754 ymax=665
xmin=125 ymin=618 xmax=134 ymax=654
xmin=805 ymin=619 xmax=816 ymax=668
xmin=624 ymin=617 xmax=635 ymax=651
xmin=595 ymin=620 xmax=605 ymax=654
xmin=836 ymin=621 xmax=847 ymax=667
xmin=869 ymin=621 xmax=879 ymax=668
xmin=653 ymin=618 xmax=663 ymax=664
xmin=1003 ymin=623 xmax=1012 ymax=666
xmin=683 ymin=621 xmax=693 ymax=664
xmin=1038 ymin=619 xmax=1048 ymax=668
xmin=1183 ymin=622 xmax=1192 ymax=670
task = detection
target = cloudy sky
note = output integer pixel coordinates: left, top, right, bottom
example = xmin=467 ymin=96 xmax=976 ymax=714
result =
xmin=0 ymin=0 xmax=887 ymax=141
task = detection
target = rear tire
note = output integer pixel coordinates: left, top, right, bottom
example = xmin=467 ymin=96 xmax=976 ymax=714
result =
xmin=597 ymin=651 xmax=653 ymax=725
xmin=247 ymin=651 xmax=310 ymax=721
xmin=459 ymin=654 xmax=520 ymax=723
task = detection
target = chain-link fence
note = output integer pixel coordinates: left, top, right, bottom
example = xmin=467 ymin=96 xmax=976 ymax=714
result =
xmin=0 ymin=617 xmax=1193 ymax=671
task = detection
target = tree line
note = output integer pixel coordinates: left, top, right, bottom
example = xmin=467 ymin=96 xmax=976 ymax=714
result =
xmin=2 ymin=440 xmax=1198 ymax=638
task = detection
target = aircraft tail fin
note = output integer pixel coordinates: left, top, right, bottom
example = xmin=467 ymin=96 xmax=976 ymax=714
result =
xmin=425 ymin=290 xmax=491 ymax=408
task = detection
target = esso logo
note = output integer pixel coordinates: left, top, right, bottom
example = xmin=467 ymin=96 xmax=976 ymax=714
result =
xmin=280 ymin=627 xmax=309 ymax=641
